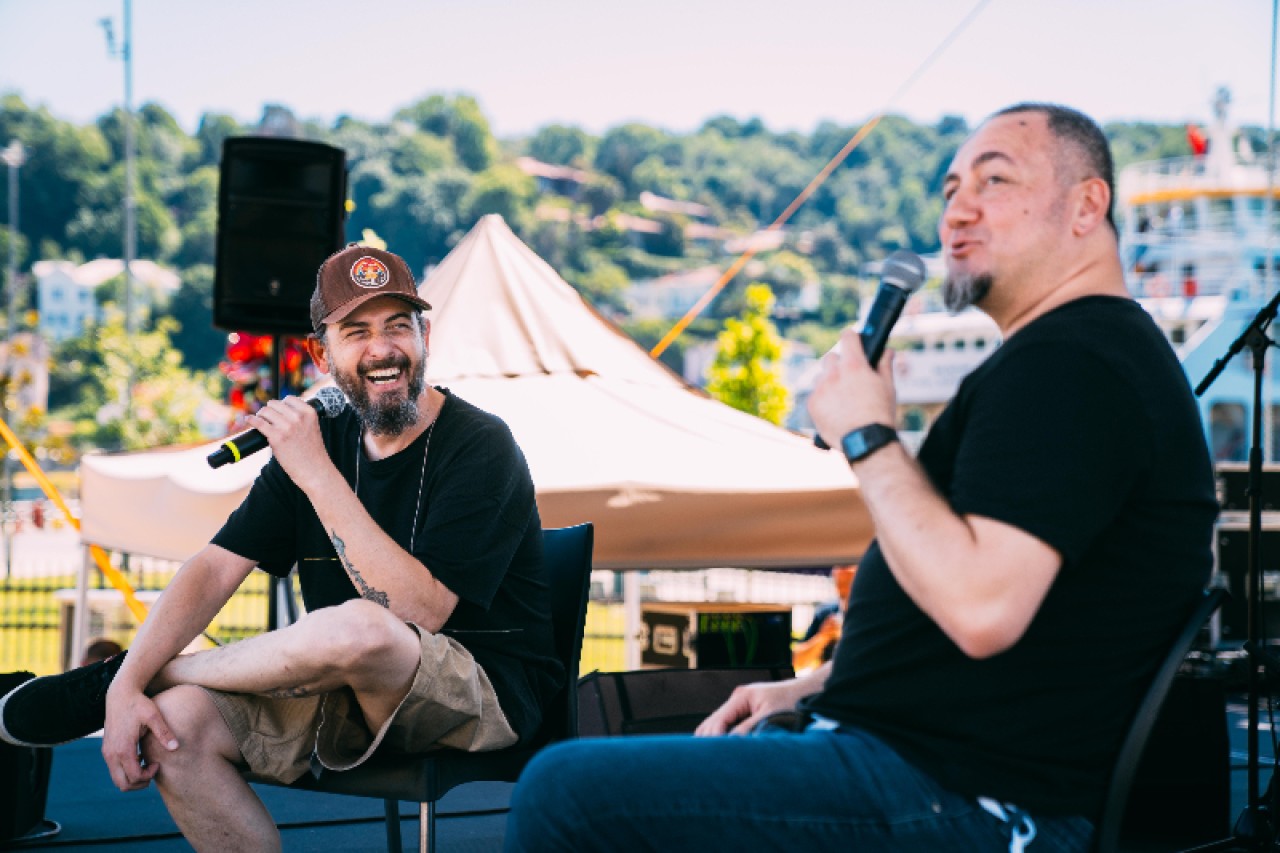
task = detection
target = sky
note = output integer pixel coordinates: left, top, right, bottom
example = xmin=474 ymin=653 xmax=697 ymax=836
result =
xmin=0 ymin=0 xmax=1276 ymax=137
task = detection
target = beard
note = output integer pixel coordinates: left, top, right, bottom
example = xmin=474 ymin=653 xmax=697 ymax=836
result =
xmin=942 ymin=271 xmax=993 ymax=313
xmin=332 ymin=354 xmax=427 ymax=437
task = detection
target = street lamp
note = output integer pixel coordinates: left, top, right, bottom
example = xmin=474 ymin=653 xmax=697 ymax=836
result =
xmin=0 ymin=139 xmax=22 ymax=577
xmin=101 ymin=0 xmax=135 ymax=425
xmin=100 ymin=2 xmax=136 ymax=336
xmin=1 ymin=140 xmax=23 ymax=339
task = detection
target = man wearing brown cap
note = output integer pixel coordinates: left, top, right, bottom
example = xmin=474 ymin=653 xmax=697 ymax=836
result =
xmin=0 ymin=244 xmax=560 ymax=852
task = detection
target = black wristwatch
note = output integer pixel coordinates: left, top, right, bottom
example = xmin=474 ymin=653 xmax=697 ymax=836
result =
xmin=840 ymin=423 xmax=898 ymax=464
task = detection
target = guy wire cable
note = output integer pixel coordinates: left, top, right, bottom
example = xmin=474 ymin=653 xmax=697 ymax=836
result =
xmin=1266 ymin=0 xmax=1279 ymax=771
xmin=650 ymin=0 xmax=997 ymax=359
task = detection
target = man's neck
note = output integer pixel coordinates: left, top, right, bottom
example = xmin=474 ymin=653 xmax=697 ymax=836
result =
xmin=362 ymin=386 xmax=445 ymax=460
xmin=994 ymin=244 xmax=1128 ymax=338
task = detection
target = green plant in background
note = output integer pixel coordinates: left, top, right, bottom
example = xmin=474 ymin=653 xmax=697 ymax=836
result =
xmin=707 ymin=283 xmax=790 ymax=425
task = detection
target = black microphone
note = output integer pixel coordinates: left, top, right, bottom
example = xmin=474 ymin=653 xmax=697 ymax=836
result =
xmin=207 ymin=387 xmax=348 ymax=468
xmin=815 ymin=249 xmax=927 ymax=449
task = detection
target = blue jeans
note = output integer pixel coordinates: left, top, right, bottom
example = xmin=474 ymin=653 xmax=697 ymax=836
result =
xmin=505 ymin=726 xmax=1094 ymax=852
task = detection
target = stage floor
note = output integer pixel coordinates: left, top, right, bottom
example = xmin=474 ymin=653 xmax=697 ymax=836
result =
xmin=6 ymin=698 xmax=1274 ymax=852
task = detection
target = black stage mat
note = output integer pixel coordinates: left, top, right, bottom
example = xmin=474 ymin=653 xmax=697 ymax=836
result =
xmin=10 ymin=738 xmax=510 ymax=851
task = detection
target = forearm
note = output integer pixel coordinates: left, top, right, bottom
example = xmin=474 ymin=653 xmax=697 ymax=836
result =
xmin=794 ymin=660 xmax=832 ymax=699
xmin=301 ymin=463 xmax=456 ymax=630
xmin=853 ymin=445 xmax=1056 ymax=657
xmin=110 ymin=547 xmax=250 ymax=696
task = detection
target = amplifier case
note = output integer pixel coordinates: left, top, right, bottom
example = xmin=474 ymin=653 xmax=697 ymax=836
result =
xmin=639 ymin=602 xmax=792 ymax=669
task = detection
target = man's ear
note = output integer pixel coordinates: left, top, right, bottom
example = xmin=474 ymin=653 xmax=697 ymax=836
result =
xmin=305 ymin=335 xmax=330 ymax=374
xmin=422 ymin=317 xmax=432 ymax=353
xmin=1071 ymin=177 xmax=1111 ymax=236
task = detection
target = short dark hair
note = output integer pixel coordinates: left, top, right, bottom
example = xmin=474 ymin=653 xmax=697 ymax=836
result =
xmin=991 ymin=102 xmax=1117 ymax=234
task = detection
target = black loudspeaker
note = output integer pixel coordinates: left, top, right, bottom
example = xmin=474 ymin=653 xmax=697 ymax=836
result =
xmin=0 ymin=743 xmax=53 ymax=842
xmin=214 ymin=137 xmax=346 ymax=335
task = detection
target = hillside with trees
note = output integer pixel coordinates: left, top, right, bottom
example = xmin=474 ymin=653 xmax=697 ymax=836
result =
xmin=0 ymin=90 xmax=1236 ymax=458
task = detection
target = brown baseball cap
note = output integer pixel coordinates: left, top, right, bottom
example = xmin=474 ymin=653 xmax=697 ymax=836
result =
xmin=310 ymin=243 xmax=432 ymax=332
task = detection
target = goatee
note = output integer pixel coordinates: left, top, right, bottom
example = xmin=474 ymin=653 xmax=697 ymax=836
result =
xmin=942 ymin=272 xmax=993 ymax=313
xmin=334 ymin=356 xmax=427 ymax=437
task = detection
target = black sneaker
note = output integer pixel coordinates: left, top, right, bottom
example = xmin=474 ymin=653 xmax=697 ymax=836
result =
xmin=0 ymin=652 xmax=127 ymax=747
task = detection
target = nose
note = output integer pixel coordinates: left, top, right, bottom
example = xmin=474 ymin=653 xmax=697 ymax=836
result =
xmin=942 ymin=184 xmax=979 ymax=233
xmin=363 ymin=328 xmax=401 ymax=355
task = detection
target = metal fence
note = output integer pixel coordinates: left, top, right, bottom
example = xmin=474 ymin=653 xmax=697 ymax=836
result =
xmin=2 ymin=553 xmax=836 ymax=677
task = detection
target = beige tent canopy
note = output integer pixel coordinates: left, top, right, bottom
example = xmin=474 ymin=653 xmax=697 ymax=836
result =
xmin=80 ymin=215 xmax=872 ymax=569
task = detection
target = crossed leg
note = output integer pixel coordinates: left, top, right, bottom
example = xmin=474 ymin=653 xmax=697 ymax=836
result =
xmin=138 ymin=598 xmax=421 ymax=852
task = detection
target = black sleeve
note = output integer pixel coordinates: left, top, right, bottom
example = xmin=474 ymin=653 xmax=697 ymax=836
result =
xmin=417 ymin=418 xmax=536 ymax=610
xmin=948 ymin=342 xmax=1151 ymax=566
xmin=210 ymin=458 xmax=301 ymax=577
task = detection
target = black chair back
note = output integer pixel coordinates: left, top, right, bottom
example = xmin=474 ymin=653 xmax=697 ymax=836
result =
xmin=538 ymin=523 xmax=594 ymax=744
xmin=1093 ymin=587 xmax=1226 ymax=853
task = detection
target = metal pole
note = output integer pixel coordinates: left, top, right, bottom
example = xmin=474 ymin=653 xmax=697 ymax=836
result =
xmin=5 ymin=145 xmax=19 ymax=338
xmin=122 ymin=0 xmax=135 ymax=339
xmin=2 ymin=141 xmax=24 ymax=578
xmin=1265 ymin=0 xmax=1278 ymax=462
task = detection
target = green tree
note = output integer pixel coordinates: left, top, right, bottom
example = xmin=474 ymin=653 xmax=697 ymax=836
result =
xmin=594 ymin=123 xmax=673 ymax=194
xmin=193 ymin=112 xmax=242 ymax=167
xmin=0 ymin=95 xmax=111 ymax=258
xmin=388 ymin=131 xmax=456 ymax=176
xmin=463 ymin=163 xmax=535 ymax=227
xmin=53 ymin=308 xmax=220 ymax=452
xmin=395 ymin=94 xmax=497 ymax=172
xmin=527 ymin=124 xmax=594 ymax=166
xmin=167 ymin=264 xmax=227 ymax=371
xmin=706 ymin=283 xmax=790 ymax=425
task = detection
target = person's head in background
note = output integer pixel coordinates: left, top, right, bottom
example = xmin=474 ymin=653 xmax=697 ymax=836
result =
xmin=80 ymin=638 xmax=123 ymax=668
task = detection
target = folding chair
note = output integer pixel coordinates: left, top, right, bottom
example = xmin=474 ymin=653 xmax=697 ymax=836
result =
xmin=1094 ymin=587 xmax=1226 ymax=853
xmin=258 ymin=523 xmax=593 ymax=853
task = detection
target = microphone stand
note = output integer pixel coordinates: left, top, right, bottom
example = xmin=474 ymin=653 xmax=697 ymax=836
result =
xmin=1189 ymin=289 xmax=1280 ymax=852
xmin=264 ymin=332 xmax=300 ymax=631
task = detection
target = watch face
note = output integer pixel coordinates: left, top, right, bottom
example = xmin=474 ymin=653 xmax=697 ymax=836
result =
xmin=842 ymin=425 xmax=896 ymax=463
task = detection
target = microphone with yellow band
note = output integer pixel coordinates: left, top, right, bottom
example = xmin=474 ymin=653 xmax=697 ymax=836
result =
xmin=207 ymin=386 xmax=347 ymax=468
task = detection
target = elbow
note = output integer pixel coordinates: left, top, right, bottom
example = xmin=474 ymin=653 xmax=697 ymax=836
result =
xmin=947 ymin=608 xmax=1031 ymax=660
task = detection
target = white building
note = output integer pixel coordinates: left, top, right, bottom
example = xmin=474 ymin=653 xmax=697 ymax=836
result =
xmin=627 ymin=265 xmax=724 ymax=320
xmin=33 ymin=259 xmax=181 ymax=342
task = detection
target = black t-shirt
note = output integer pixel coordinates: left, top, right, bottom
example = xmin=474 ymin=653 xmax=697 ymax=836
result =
xmin=211 ymin=388 xmax=562 ymax=744
xmin=803 ymin=296 xmax=1217 ymax=818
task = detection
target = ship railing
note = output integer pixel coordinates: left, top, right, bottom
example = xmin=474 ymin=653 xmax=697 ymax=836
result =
xmin=1119 ymin=154 xmax=1275 ymax=200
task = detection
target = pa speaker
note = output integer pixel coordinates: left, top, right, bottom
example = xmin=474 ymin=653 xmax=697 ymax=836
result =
xmin=215 ymin=137 xmax=346 ymax=335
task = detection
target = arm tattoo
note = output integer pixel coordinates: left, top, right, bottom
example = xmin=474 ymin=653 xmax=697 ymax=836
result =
xmin=330 ymin=530 xmax=391 ymax=609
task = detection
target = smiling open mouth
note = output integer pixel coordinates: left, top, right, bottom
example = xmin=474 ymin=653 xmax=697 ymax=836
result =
xmin=364 ymin=367 xmax=403 ymax=386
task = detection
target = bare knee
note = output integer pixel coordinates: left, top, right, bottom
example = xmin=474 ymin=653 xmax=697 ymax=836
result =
xmin=141 ymin=685 xmax=238 ymax=769
xmin=314 ymin=599 xmax=409 ymax=659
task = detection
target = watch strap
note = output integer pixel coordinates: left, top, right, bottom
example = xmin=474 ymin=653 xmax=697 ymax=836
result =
xmin=840 ymin=423 xmax=899 ymax=464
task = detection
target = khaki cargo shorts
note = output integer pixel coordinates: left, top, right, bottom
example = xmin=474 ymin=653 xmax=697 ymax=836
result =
xmin=206 ymin=623 xmax=518 ymax=784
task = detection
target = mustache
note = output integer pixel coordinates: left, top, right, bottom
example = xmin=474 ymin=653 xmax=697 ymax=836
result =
xmin=358 ymin=356 xmax=411 ymax=377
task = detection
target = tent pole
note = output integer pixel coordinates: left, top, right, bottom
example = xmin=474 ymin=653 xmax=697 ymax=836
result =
xmin=71 ymin=547 xmax=91 ymax=672
xmin=624 ymin=571 xmax=642 ymax=669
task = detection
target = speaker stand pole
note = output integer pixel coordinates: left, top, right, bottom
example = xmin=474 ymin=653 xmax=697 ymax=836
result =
xmin=266 ymin=333 xmax=293 ymax=632
xmin=1186 ymin=290 xmax=1280 ymax=852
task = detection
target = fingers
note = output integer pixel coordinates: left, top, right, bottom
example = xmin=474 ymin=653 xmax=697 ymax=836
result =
xmin=145 ymin=706 xmax=180 ymax=753
xmin=694 ymin=687 xmax=749 ymax=737
xmin=877 ymin=348 xmax=895 ymax=382
xmin=729 ymin=711 xmax=768 ymax=736
xmin=838 ymin=326 xmax=869 ymax=370
xmin=104 ymin=740 xmax=159 ymax=792
xmin=248 ymin=396 xmax=314 ymax=438
xmin=101 ymin=702 xmax=179 ymax=793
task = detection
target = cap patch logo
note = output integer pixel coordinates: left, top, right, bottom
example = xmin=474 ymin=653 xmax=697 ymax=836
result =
xmin=350 ymin=256 xmax=390 ymax=289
